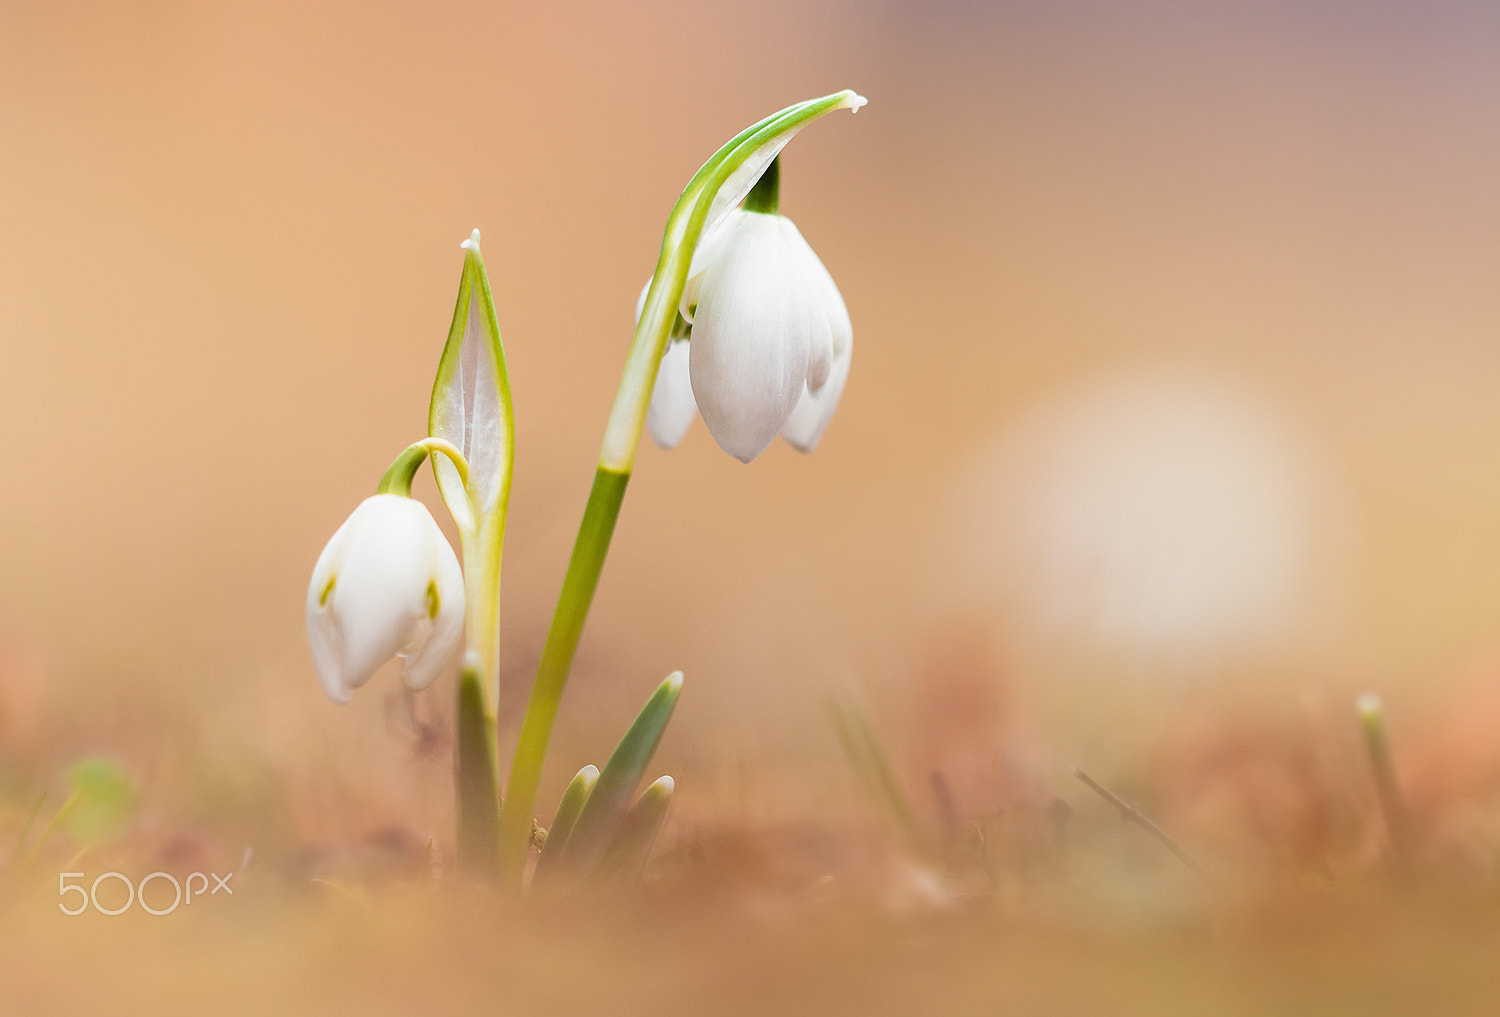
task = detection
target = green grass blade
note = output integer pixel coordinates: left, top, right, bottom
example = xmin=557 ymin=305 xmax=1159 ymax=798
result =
xmin=829 ymin=692 xmax=931 ymax=861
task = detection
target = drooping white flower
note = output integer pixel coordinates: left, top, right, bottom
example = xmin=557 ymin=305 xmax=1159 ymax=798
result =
xmin=637 ymin=207 xmax=852 ymax=462
xmin=306 ymin=494 xmax=466 ymax=704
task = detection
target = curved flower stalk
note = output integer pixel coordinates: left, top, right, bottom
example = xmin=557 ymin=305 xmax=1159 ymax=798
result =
xmin=498 ymin=89 xmax=867 ymax=888
xmin=644 ymin=157 xmax=854 ymax=461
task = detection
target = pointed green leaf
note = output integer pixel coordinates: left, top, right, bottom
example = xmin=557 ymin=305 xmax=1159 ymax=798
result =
xmin=531 ymin=763 xmax=599 ymax=885
xmin=596 ymin=776 xmax=674 ymax=884
xmin=429 ymin=230 xmax=514 ymax=537
xmin=555 ymin=672 xmax=682 ymax=878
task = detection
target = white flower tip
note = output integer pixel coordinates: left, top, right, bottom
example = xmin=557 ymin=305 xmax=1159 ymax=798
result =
xmin=649 ymin=775 xmax=675 ymax=794
xmin=462 ymin=649 xmax=482 ymax=674
xmin=842 ymin=91 xmax=868 ymax=112
xmin=580 ymin=764 xmax=601 ymax=780
xmin=460 ymin=228 xmax=482 ymax=252
xmin=1356 ymin=692 xmax=1383 ymax=719
xmin=663 ymin=670 xmax=684 ymax=694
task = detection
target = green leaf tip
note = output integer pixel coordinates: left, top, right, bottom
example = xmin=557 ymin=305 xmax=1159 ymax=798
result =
xmin=549 ymin=673 xmax=683 ymax=880
xmin=596 ymin=775 xmax=675 ymax=885
xmin=532 ymin=763 xmax=601 ymax=885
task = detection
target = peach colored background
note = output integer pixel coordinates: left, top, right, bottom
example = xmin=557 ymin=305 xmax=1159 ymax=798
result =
xmin=3 ymin=1 xmax=1500 ymax=841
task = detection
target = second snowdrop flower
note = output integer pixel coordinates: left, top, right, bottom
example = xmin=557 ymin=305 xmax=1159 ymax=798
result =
xmin=306 ymin=493 xmax=466 ymax=704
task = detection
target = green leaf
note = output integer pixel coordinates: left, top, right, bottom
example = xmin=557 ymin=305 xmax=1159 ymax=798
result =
xmin=596 ymin=776 xmax=674 ymax=885
xmin=531 ymin=763 xmax=599 ymax=886
xmin=554 ymin=672 xmax=682 ymax=878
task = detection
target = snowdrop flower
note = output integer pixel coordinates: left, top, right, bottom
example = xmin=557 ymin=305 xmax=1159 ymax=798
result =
xmin=306 ymin=494 xmax=466 ymax=704
xmin=641 ymin=202 xmax=852 ymax=462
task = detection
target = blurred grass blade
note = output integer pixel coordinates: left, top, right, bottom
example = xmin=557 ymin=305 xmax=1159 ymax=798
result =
xmin=531 ymin=763 xmax=599 ymax=885
xmin=829 ymin=691 xmax=930 ymax=860
xmin=596 ymin=776 xmax=674 ymax=884
xmin=13 ymin=792 xmax=45 ymax=859
xmin=557 ymin=672 xmax=683 ymax=878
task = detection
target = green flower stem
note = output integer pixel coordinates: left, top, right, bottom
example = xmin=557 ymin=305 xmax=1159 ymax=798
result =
xmin=742 ymin=155 xmax=780 ymax=215
xmin=456 ymin=659 xmax=500 ymax=874
xmin=376 ymin=438 xmax=470 ymax=497
xmin=498 ymin=467 xmax=627 ymax=885
xmin=496 ymin=89 xmax=865 ymax=889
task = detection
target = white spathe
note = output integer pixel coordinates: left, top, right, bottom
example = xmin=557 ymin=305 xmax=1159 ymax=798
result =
xmin=306 ymin=494 xmax=466 ymax=704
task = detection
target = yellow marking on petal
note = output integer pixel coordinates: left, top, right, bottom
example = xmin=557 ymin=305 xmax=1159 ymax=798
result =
xmin=426 ymin=580 xmax=440 ymax=619
xmin=319 ymin=575 xmax=336 ymax=607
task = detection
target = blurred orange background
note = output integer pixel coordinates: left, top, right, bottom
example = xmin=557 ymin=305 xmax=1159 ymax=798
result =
xmin=3 ymin=0 xmax=1500 ymax=854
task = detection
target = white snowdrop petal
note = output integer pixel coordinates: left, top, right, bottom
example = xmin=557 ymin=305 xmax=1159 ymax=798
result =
xmin=647 ymin=340 xmax=697 ymax=449
xmin=782 ymin=341 xmax=851 ymax=453
xmin=306 ymin=509 xmax=364 ymax=702
xmin=784 ymin=216 xmax=852 ymax=360
xmin=399 ymin=516 xmax=467 ymax=691
xmin=802 ymin=276 xmax=833 ymax=394
xmin=774 ymin=218 xmax=833 ymax=393
xmin=690 ymin=213 xmax=811 ymax=462
xmin=679 ymin=214 xmax=741 ymax=325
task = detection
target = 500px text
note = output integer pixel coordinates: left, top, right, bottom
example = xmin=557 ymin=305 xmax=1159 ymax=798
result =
xmin=58 ymin=871 xmax=234 ymax=916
